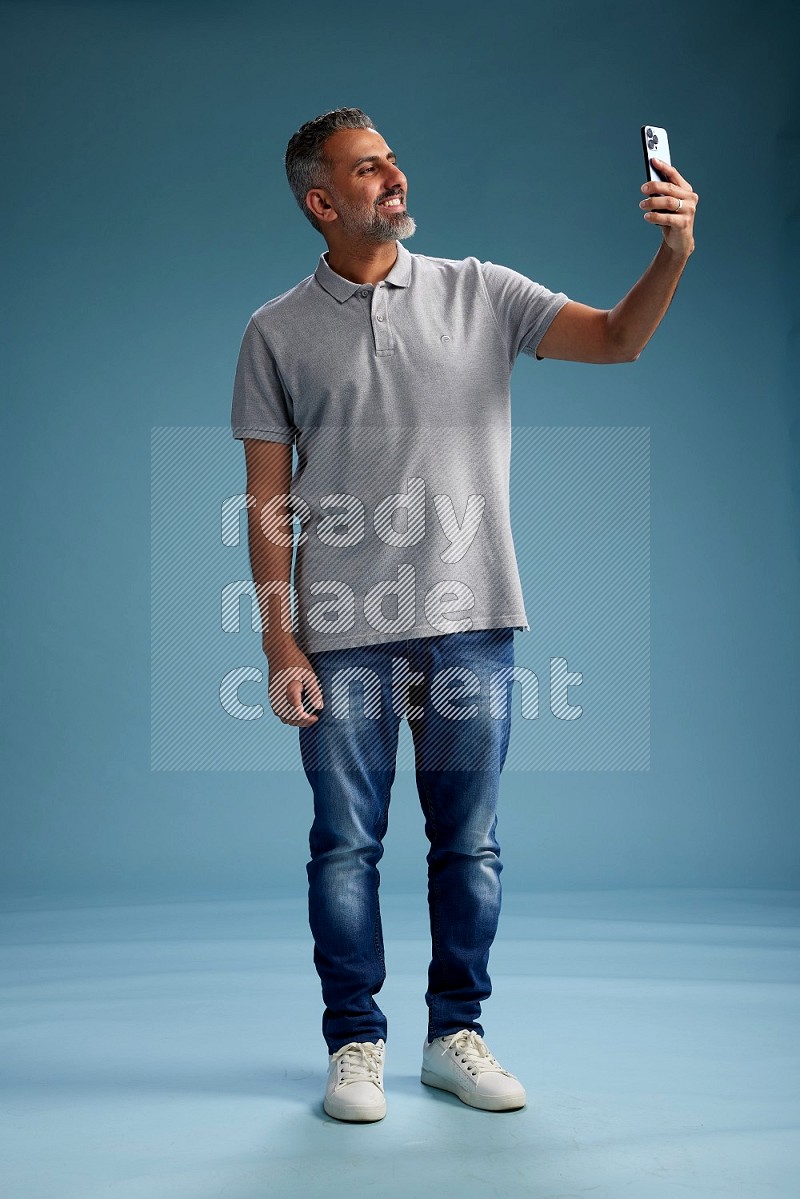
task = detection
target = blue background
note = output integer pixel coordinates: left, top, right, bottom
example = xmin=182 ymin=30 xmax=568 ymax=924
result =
xmin=3 ymin=0 xmax=798 ymax=900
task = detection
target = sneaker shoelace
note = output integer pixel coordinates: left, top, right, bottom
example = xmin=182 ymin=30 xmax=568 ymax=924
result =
xmin=331 ymin=1040 xmax=384 ymax=1088
xmin=439 ymin=1029 xmax=513 ymax=1079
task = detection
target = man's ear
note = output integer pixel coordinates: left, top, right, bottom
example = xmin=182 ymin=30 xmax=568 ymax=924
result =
xmin=307 ymin=190 xmax=336 ymax=223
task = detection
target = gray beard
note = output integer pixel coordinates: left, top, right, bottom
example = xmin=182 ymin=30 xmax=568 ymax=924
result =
xmin=333 ymin=196 xmax=417 ymax=244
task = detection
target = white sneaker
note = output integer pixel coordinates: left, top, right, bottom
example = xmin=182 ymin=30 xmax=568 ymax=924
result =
xmin=323 ymin=1039 xmax=387 ymax=1122
xmin=421 ymin=1029 xmax=527 ymax=1111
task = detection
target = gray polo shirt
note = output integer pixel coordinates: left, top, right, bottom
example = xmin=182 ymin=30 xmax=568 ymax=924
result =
xmin=231 ymin=239 xmax=571 ymax=654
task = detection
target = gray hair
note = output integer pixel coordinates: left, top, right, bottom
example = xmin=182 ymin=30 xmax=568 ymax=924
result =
xmin=285 ymin=107 xmax=377 ymax=234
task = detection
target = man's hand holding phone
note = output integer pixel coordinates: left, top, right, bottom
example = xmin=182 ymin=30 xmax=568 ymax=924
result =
xmin=640 ymin=155 xmax=698 ymax=258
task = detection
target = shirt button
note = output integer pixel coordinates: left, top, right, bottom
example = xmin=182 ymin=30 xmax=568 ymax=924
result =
xmin=360 ymin=289 xmax=370 ymax=297
xmin=377 ymin=315 xmax=384 ymax=322
xmin=441 ymin=334 xmax=451 ymax=343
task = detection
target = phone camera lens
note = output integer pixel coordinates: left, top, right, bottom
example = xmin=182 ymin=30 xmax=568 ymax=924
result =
xmin=646 ymin=127 xmax=653 ymax=137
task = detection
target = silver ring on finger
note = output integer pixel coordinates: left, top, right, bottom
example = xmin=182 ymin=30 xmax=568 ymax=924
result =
xmin=675 ymin=197 xmax=683 ymax=211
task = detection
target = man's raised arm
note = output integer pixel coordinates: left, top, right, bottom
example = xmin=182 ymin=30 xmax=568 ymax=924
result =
xmin=536 ymin=156 xmax=698 ymax=364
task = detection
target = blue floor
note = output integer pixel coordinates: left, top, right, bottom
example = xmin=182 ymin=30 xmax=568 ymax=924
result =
xmin=2 ymin=888 xmax=798 ymax=1198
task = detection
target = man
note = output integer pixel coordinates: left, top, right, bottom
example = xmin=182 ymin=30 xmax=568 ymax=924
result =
xmin=231 ymin=108 xmax=697 ymax=1123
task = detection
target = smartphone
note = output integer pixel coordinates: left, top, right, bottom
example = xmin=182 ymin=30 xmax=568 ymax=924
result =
xmin=641 ymin=125 xmax=672 ymax=211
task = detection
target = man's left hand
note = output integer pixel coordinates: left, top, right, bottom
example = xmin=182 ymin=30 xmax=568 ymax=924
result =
xmin=640 ymin=158 xmax=698 ymax=257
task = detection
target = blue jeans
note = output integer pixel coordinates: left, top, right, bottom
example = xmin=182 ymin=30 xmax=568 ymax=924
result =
xmin=298 ymin=627 xmax=515 ymax=1054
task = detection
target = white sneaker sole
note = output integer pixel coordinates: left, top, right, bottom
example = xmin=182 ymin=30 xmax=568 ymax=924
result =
xmin=421 ymin=1066 xmax=526 ymax=1112
xmin=323 ymin=1093 xmax=387 ymax=1122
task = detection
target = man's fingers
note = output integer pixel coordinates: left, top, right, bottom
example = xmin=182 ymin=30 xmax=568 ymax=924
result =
xmin=306 ymin=673 xmax=324 ymax=710
xmin=267 ymin=664 xmax=324 ymax=725
xmin=650 ymin=157 xmax=691 ymax=191
xmin=286 ymin=679 xmax=318 ymax=724
xmin=640 ymin=193 xmax=695 ymax=212
xmin=643 ymin=179 xmax=685 ymax=197
xmin=287 ymin=675 xmax=323 ymax=712
xmin=269 ymin=670 xmax=317 ymax=725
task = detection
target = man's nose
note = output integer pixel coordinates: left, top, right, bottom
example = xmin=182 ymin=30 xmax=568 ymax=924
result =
xmin=386 ymin=165 xmax=406 ymax=191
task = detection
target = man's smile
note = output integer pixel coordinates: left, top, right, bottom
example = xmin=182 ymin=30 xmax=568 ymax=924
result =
xmin=378 ymin=194 xmax=405 ymax=210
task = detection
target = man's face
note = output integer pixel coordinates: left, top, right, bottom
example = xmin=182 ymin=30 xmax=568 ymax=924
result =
xmin=310 ymin=127 xmax=416 ymax=243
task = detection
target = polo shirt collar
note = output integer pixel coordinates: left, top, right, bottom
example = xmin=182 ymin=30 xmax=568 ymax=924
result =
xmin=315 ymin=239 xmax=412 ymax=302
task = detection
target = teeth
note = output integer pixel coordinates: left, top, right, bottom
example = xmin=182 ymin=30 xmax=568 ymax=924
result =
xmin=380 ymin=197 xmax=402 ymax=207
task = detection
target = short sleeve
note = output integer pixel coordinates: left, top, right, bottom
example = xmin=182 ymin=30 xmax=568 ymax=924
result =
xmin=231 ymin=316 xmax=296 ymax=444
xmin=479 ymin=260 xmax=571 ymax=362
